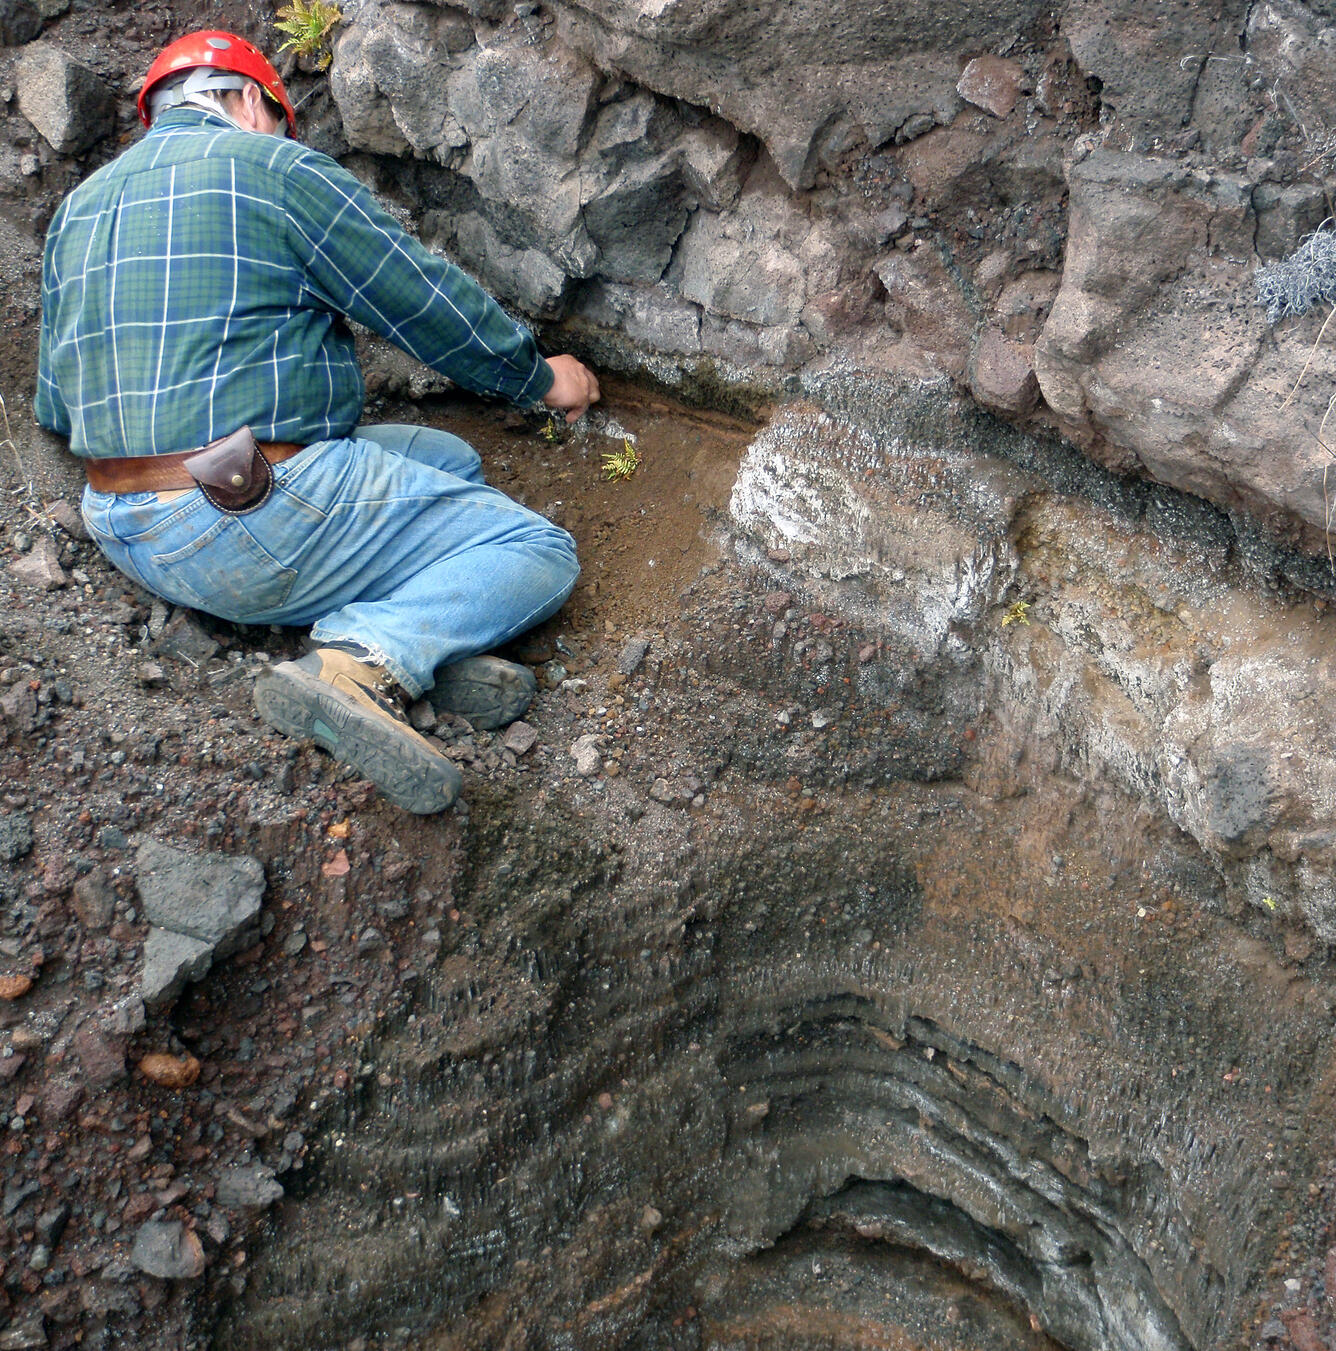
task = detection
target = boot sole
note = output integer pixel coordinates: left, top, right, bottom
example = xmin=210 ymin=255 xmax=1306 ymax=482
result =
xmin=254 ymin=664 xmax=460 ymax=815
xmin=428 ymin=657 xmax=536 ymax=730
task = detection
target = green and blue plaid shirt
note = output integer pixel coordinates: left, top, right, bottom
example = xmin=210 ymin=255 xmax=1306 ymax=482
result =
xmin=36 ymin=107 xmax=554 ymax=457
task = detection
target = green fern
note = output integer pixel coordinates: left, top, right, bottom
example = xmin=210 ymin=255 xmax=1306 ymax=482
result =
xmin=275 ymin=0 xmax=343 ymax=71
xmin=601 ymin=438 xmax=640 ymax=482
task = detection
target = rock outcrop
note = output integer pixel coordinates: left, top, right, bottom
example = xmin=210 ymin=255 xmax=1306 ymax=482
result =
xmin=329 ymin=0 xmax=1336 ymax=555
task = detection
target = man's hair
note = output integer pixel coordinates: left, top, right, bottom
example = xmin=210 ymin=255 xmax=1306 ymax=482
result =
xmin=149 ymin=68 xmax=283 ymax=124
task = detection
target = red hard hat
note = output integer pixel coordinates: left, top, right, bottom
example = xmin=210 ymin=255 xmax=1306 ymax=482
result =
xmin=138 ymin=30 xmax=296 ymax=135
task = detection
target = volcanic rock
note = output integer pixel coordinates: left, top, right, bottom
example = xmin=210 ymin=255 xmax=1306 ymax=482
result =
xmin=15 ymin=44 xmax=113 ymax=156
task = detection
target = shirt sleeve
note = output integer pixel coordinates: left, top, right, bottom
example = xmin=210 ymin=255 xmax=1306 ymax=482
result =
xmin=279 ymin=148 xmax=554 ymax=408
xmin=34 ymin=220 xmax=72 ymax=437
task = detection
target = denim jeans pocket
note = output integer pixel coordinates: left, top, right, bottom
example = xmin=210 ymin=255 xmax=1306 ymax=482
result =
xmin=149 ymin=515 xmax=298 ymax=618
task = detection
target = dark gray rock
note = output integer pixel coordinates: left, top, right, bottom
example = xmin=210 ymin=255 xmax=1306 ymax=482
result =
xmin=554 ymin=0 xmax=978 ymax=188
xmin=3 ymin=1178 xmax=41 ymax=1217
xmin=1199 ymin=746 xmax=1276 ymax=845
xmin=582 ymin=155 xmax=690 ymax=283
xmin=0 ymin=0 xmax=41 ymax=47
xmin=215 ymin=1164 xmax=284 ymax=1210
xmin=150 ymin=611 xmax=219 ymax=666
xmin=129 ymin=1220 xmax=206 ymax=1280
xmin=135 ymin=839 xmax=265 ymax=958
xmin=0 ymin=813 xmax=33 ymax=863
xmin=450 ymin=211 xmax=572 ymax=316
xmin=141 ymin=927 xmax=214 ymax=1008
xmin=35 ymin=1202 xmax=70 ymax=1248
xmin=575 ymin=281 xmax=702 ymax=354
xmin=15 ymin=44 xmax=114 ymax=157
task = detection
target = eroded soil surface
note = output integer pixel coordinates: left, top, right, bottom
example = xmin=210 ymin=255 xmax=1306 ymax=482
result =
xmin=0 ymin=375 xmax=760 ymax=1349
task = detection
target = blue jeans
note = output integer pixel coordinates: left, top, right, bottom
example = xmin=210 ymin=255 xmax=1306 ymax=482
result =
xmin=81 ymin=424 xmax=579 ymax=698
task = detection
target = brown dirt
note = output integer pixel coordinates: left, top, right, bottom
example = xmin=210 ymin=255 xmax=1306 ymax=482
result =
xmin=418 ymin=376 xmax=755 ymax=641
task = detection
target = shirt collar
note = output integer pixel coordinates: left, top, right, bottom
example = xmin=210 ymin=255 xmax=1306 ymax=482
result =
xmin=148 ymin=105 xmax=238 ymax=135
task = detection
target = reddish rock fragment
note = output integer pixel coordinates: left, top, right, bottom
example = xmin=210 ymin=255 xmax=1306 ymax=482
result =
xmin=49 ymin=498 xmax=91 ymax=540
xmin=10 ymin=537 xmax=68 ymax=591
xmin=970 ymin=328 xmax=1039 ymax=416
xmin=72 ymin=870 xmax=116 ymax=930
xmin=1282 ymin=1311 xmax=1325 ymax=1351
xmin=503 ymin=720 xmax=538 ymax=755
xmin=956 ymin=54 xmax=1024 ymax=119
xmin=138 ymin=1053 xmax=202 ymax=1090
xmin=123 ymin=1192 xmax=158 ymax=1224
xmin=73 ymin=1024 xmax=126 ymax=1088
xmin=38 ymin=1078 xmax=83 ymax=1123
xmin=0 ymin=974 xmax=32 ymax=1000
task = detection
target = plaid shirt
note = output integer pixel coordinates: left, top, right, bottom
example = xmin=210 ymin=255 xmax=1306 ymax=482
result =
xmin=36 ymin=107 xmax=554 ymax=457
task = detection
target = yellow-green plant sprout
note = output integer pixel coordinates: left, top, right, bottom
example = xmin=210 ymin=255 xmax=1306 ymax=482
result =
xmin=540 ymin=415 xmax=562 ymax=444
xmin=1000 ymin=600 xmax=1031 ymax=627
xmin=275 ymin=0 xmax=343 ymax=70
xmin=601 ymin=437 xmax=640 ymax=482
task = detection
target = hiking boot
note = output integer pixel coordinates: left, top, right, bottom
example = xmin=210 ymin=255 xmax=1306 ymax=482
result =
xmin=427 ymin=656 xmax=536 ymax=730
xmin=253 ymin=649 xmax=461 ymax=814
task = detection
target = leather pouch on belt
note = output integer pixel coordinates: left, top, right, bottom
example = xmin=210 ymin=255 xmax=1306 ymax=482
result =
xmin=182 ymin=427 xmax=274 ymax=515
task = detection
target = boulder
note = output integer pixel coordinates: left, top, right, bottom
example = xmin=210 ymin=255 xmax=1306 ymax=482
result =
xmin=678 ymin=183 xmax=808 ymax=329
xmin=1033 ymin=149 xmax=1336 ymax=547
xmin=15 ymin=44 xmax=114 ymax=156
xmin=576 ymin=281 xmax=702 ymax=354
xmin=970 ymin=328 xmax=1039 ymax=415
xmin=552 ymin=0 xmax=991 ymax=187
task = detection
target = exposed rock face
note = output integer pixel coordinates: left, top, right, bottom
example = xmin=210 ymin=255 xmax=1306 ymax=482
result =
xmin=329 ymin=0 xmax=1336 ymax=553
xmin=218 ymin=691 xmax=1332 ymax=1350
xmin=12 ymin=2 xmax=1336 ymax=1347
xmin=731 ymin=378 xmax=1336 ymax=939
xmin=210 ymin=377 xmax=1336 ymax=1351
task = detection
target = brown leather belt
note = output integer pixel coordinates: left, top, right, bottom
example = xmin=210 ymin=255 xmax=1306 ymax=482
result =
xmin=83 ymin=441 xmax=306 ymax=493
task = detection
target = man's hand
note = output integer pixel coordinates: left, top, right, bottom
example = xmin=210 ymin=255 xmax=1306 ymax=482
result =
xmin=542 ymin=354 xmax=601 ymax=424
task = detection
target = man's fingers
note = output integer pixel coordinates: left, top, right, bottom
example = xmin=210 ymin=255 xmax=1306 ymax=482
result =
xmin=543 ymin=354 xmax=601 ymax=421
